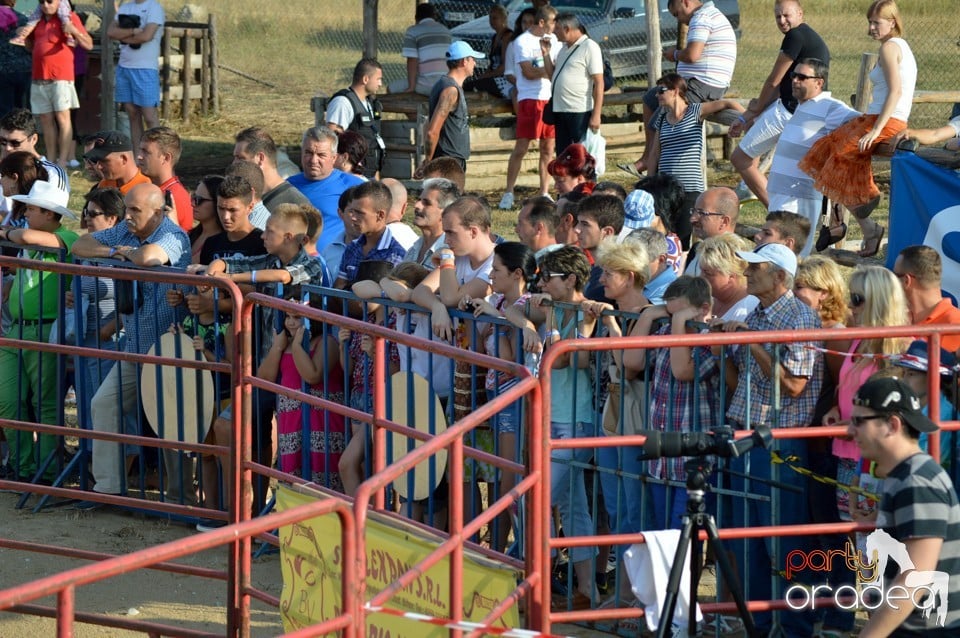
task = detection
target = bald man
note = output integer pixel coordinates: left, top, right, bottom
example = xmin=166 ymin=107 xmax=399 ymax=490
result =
xmin=382 ymin=177 xmax=418 ymax=250
xmin=72 ymin=183 xmax=193 ymax=508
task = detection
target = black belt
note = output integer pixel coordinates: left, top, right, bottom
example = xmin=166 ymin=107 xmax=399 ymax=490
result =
xmin=19 ymin=318 xmax=56 ymax=327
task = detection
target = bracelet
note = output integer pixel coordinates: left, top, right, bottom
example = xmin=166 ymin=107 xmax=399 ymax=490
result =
xmin=736 ymin=115 xmax=747 ymax=124
xmin=674 ymin=49 xmax=680 ymax=62
xmin=109 ymin=247 xmax=117 ymax=257
xmin=439 ymin=263 xmax=455 ymax=270
xmin=251 ymin=270 xmax=257 ymax=284
xmin=545 ymin=329 xmax=561 ymax=341
xmin=380 ymin=290 xmax=388 ymax=299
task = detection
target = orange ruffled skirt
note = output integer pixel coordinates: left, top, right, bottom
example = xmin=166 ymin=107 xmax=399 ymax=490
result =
xmin=798 ymin=114 xmax=906 ymax=210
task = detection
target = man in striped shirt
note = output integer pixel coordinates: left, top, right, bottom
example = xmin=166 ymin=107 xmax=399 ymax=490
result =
xmin=765 ymin=58 xmax=859 ymax=255
xmin=388 ymin=3 xmax=451 ymax=96
xmin=0 ymin=107 xmax=69 ymax=193
xmin=850 ymin=376 xmax=960 ymax=636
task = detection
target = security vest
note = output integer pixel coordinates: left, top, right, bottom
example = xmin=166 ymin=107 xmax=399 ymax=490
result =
xmin=331 ymin=87 xmax=384 ymax=178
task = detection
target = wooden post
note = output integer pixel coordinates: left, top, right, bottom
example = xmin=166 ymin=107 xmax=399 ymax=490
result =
xmin=363 ymin=0 xmax=379 ymax=60
xmin=854 ymin=52 xmax=878 ymax=112
xmin=646 ymin=1 xmax=662 ymax=85
xmin=100 ymin=0 xmax=116 ymax=129
xmin=209 ymin=14 xmax=220 ymax=115
xmin=200 ymin=27 xmax=210 ymax=116
xmin=161 ymin=26 xmax=172 ymax=120
xmin=182 ymin=32 xmax=193 ymax=123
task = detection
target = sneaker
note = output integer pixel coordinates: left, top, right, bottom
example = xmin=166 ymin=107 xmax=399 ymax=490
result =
xmin=66 ymin=159 xmax=81 ymax=169
xmin=498 ymin=191 xmax=515 ymax=210
xmin=734 ymin=181 xmax=758 ymax=202
xmin=196 ymin=518 xmax=228 ymax=532
xmin=65 ymin=386 xmax=77 ymax=405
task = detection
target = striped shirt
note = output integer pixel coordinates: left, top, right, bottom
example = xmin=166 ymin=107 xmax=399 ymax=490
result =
xmin=678 ymin=1 xmax=736 ymax=89
xmin=40 ymin=156 xmax=69 ymax=193
xmin=767 ymin=92 xmax=859 ymax=202
xmin=876 ymin=453 xmax=960 ymax=632
xmin=726 ymin=290 xmax=823 ymax=428
xmin=401 ymin=18 xmax=451 ymax=93
xmin=657 ymin=102 xmax=706 ymax=194
xmin=647 ymin=323 xmax=720 ymax=482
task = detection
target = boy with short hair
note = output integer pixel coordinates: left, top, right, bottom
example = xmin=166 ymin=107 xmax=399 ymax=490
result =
xmin=754 ymin=210 xmax=811 ymax=257
xmin=573 ymin=194 xmax=624 ymax=302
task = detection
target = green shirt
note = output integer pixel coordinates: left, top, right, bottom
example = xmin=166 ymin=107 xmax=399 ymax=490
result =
xmin=10 ymin=226 xmax=79 ymax=321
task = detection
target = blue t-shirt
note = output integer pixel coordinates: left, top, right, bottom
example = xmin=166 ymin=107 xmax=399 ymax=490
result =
xmin=287 ymin=170 xmax=364 ymax=252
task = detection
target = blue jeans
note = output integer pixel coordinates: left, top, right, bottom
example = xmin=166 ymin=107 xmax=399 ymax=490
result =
xmin=551 ymin=420 xmax=597 ymax=564
xmin=597 ymin=439 xmax=645 ymax=557
xmin=726 ymin=437 xmax=816 ymax=637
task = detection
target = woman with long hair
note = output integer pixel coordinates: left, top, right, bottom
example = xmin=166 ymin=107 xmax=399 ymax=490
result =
xmin=799 ymin=0 xmax=916 ymax=257
xmin=189 ymin=175 xmax=224 ymax=264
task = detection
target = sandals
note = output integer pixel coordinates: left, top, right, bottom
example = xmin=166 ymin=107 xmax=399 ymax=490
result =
xmin=858 ymin=223 xmax=885 ymax=258
xmin=617 ymin=161 xmax=643 ymax=178
xmin=816 ymin=202 xmax=848 ymax=252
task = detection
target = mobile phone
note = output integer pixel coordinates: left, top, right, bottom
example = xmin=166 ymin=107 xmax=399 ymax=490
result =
xmin=164 ymin=191 xmax=173 ymax=209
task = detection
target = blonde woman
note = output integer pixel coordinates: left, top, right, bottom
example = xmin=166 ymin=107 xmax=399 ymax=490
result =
xmin=581 ymin=238 xmax=651 ymax=579
xmin=799 ymin=0 xmax=916 ymax=256
xmin=825 ymin=265 xmax=910 ymax=520
xmin=695 ymin=233 xmax=758 ymax=321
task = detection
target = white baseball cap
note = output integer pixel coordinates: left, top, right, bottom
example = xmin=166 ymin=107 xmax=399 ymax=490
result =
xmin=736 ymin=242 xmax=797 ymax=277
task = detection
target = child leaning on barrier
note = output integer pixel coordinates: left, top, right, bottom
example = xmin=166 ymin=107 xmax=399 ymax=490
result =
xmin=257 ymin=295 xmax=345 ymax=491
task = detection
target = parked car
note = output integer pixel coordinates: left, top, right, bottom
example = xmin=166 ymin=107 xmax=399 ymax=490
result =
xmin=448 ymin=0 xmax=741 ymax=81
xmin=433 ymin=0 xmax=512 ymax=28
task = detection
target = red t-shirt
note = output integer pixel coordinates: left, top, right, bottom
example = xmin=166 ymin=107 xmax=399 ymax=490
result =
xmin=159 ymin=176 xmax=196 ymax=232
xmin=31 ymin=12 xmax=86 ymax=81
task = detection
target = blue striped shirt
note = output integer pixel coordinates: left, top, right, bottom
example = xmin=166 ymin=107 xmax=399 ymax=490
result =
xmin=657 ymin=102 xmax=706 ymax=193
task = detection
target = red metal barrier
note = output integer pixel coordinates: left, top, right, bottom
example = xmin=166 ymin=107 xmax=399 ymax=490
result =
xmin=535 ymin=323 xmax=960 ymax=634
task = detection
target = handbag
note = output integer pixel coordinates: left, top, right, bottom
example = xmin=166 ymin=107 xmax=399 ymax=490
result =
xmin=601 ymin=361 xmax=646 ymax=436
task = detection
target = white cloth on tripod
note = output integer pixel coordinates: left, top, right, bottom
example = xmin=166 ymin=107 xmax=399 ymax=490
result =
xmin=624 ymin=529 xmax=703 ymax=631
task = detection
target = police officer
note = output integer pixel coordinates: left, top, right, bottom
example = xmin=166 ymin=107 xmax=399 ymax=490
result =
xmin=326 ymin=58 xmax=386 ymax=179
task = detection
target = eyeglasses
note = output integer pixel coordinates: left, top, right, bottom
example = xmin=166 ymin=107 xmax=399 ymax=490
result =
xmin=689 ymin=207 xmax=724 ymax=218
xmin=191 ymin=195 xmax=213 ymax=206
xmin=850 ymin=413 xmax=887 ymax=427
xmin=850 ymin=292 xmax=865 ymax=307
xmin=656 ymin=86 xmax=670 ymax=94
xmin=539 ymin=271 xmax=568 ymax=283
xmin=790 ymin=72 xmax=822 ymax=81
xmin=0 ymin=137 xmax=27 ymax=149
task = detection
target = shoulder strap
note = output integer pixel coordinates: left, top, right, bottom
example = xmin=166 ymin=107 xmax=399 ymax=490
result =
xmin=550 ymin=42 xmax=581 ymax=98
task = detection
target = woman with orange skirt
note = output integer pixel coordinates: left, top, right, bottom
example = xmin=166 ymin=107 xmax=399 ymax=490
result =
xmin=798 ymin=0 xmax=915 ymax=257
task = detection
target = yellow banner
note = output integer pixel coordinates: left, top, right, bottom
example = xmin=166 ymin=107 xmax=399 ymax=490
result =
xmin=277 ymin=485 xmax=521 ymax=636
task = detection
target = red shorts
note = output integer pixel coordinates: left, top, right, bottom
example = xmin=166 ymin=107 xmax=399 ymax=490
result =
xmin=516 ymin=99 xmax=555 ymax=140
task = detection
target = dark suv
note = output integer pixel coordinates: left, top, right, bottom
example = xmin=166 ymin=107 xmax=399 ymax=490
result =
xmin=447 ymin=0 xmax=741 ymax=81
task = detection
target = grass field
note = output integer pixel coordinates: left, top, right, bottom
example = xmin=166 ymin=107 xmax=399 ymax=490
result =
xmin=129 ymin=0 xmax=957 ymax=242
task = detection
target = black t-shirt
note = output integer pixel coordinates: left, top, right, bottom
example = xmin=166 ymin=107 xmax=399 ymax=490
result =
xmin=779 ymin=23 xmax=830 ymax=112
xmin=261 ymin=181 xmax=312 ymax=214
xmin=199 ymin=229 xmax=266 ymax=264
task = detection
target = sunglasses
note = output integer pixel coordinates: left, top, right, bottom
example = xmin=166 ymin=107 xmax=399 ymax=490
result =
xmin=191 ymin=195 xmax=213 ymax=206
xmin=539 ymin=271 xmax=568 ymax=283
xmin=0 ymin=137 xmax=27 ymax=148
xmin=790 ymin=72 xmax=821 ymax=81
xmin=850 ymin=413 xmax=887 ymax=427
xmin=81 ymin=207 xmax=105 ymax=219
xmin=656 ymin=86 xmax=670 ymax=94
xmin=850 ymin=292 xmax=865 ymax=307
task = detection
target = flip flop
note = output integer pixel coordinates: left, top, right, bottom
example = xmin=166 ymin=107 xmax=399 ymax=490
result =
xmin=858 ymin=224 xmax=885 ymax=258
xmin=816 ymin=222 xmax=847 ymax=252
xmin=616 ymin=162 xmax=642 ymax=178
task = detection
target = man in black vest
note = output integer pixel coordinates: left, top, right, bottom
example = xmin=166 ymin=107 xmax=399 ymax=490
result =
xmin=326 ymin=58 xmax=385 ymax=179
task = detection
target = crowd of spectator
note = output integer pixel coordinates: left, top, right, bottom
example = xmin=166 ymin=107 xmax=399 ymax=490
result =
xmin=1 ymin=0 xmax=960 ymax=635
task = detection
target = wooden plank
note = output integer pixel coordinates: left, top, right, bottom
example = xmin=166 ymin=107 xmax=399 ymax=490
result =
xmin=209 ymin=14 xmax=219 ymax=114
xmin=165 ymin=53 xmax=205 ymax=72
xmin=854 ymin=52 xmax=878 ymax=112
xmin=166 ymin=85 xmax=204 ymax=100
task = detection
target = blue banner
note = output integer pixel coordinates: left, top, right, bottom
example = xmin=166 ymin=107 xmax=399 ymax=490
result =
xmin=888 ymin=151 xmax=960 ymax=303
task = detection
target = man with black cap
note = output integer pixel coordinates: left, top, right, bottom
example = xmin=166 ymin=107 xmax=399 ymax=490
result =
xmin=850 ymin=375 xmax=960 ymax=636
xmin=86 ymin=130 xmax=151 ymax=195
xmin=416 ymin=41 xmax=485 ymax=176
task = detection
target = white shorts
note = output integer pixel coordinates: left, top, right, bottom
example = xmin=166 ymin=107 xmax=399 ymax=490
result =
xmin=30 ymin=80 xmax=79 ymax=114
xmin=768 ymin=191 xmax=824 ymax=257
xmin=737 ymin=99 xmax=792 ymax=159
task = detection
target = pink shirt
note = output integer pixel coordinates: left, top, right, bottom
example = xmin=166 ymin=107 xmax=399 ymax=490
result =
xmin=832 ymin=339 xmax=877 ymax=459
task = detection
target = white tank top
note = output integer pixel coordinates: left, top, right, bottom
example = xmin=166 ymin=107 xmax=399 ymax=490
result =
xmin=867 ymin=37 xmax=916 ymax=121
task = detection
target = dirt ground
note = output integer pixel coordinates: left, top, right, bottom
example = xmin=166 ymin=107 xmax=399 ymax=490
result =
xmin=0 ymin=491 xmax=284 ymax=637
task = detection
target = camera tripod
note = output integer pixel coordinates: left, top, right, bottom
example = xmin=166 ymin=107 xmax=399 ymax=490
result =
xmin=655 ymin=458 xmax=758 ymax=638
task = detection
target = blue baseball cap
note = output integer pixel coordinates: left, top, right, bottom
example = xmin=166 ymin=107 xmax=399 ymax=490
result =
xmin=446 ymin=41 xmax=486 ymax=61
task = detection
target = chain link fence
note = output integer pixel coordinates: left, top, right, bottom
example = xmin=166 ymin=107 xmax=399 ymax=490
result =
xmin=307 ymin=0 xmax=956 ymax=128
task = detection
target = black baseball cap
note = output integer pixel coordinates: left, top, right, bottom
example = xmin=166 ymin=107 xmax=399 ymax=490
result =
xmin=84 ymin=130 xmax=132 ymax=161
xmin=853 ymin=376 xmax=938 ymax=433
